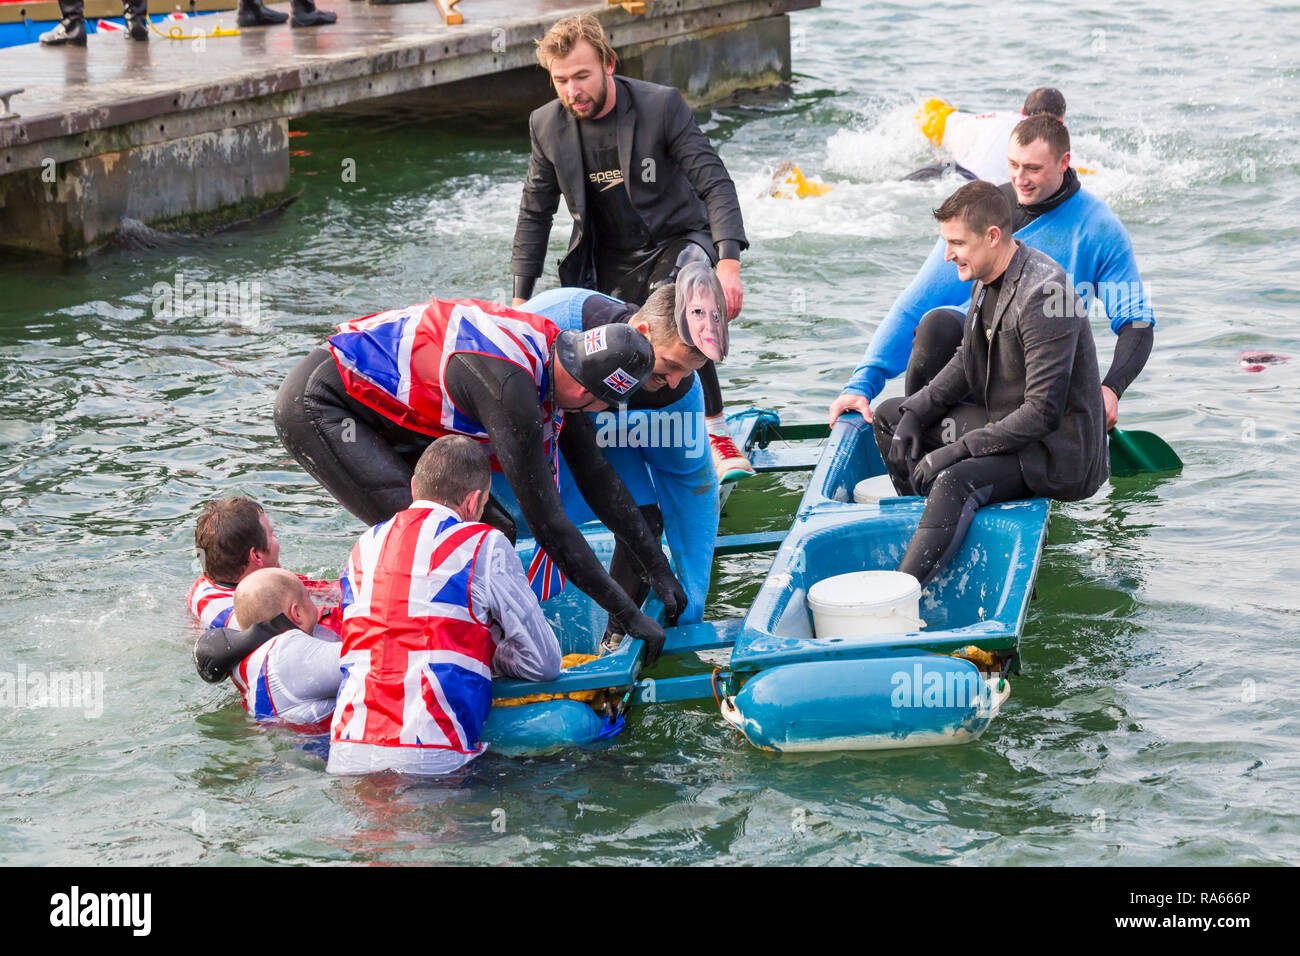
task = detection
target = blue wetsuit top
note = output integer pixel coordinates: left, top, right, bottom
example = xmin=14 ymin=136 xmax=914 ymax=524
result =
xmin=844 ymin=176 xmax=1155 ymax=401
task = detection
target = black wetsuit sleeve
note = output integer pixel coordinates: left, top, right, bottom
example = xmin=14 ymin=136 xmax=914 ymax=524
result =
xmin=444 ymin=353 xmax=641 ymax=624
xmin=510 ymin=113 xmax=563 ymax=281
xmin=557 ymin=409 xmax=673 ymax=583
xmin=513 ymin=276 xmax=538 ymax=302
xmin=663 ymin=89 xmax=748 ymax=250
xmin=194 ymin=613 xmax=296 ymax=683
xmin=1101 ymin=323 xmax=1154 ymax=398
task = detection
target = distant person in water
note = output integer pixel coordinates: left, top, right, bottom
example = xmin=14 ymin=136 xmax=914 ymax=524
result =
xmin=872 ymin=181 xmax=1108 ymax=586
xmin=906 ymin=87 xmax=1068 ymax=183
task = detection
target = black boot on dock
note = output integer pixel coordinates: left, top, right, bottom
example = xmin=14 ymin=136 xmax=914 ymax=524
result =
xmin=290 ymin=0 xmax=337 ymax=27
xmin=123 ymin=0 xmax=150 ymax=40
xmin=237 ymin=0 xmax=290 ymax=26
xmin=39 ymin=0 xmax=87 ymax=45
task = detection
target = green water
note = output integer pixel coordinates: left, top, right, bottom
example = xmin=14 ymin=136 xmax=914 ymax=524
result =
xmin=2 ymin=1 xmax=1299 ymax=864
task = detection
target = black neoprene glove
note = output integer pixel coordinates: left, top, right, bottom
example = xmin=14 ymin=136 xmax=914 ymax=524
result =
xmin=911 ymin=442 xmax=969 ymax=497
xmin=889 ymin=411 xmax=927 ymax=477
xmin=612 ymin=606 xmax=668 ymax=667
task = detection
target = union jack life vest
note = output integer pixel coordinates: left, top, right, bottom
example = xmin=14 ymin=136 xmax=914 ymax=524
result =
xmin=330 ymin=504 xmax=498 ymax=755
xmin=229 ymin=628 xmax=339 ymax=732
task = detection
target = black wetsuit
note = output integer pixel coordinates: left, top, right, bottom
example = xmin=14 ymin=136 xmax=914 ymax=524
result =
xmin=875 ymin=275 xmax=1030 ymax=585
xmin=274 ymin=348 xmax=677 ymax=637
xmin=907 ymin=168 xmax=1153 ymax=400
xmin=512 ymin=113 xmax=734 ymax=419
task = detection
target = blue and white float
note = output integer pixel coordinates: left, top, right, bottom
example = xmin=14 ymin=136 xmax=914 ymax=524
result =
xmin=486 ymin=410 xmax=1049 ymax=755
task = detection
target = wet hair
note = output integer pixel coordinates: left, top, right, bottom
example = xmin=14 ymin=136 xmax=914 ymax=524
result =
xmin=412 ymin=436 xmax=491 ymax=508
xmin=195 ymin=497 xmax=267 ymax=584
xmin=633 ymin=286 xmax=705 ymax=361
xmin=1022 ymin=87 xmax=1067 ymax=120
xmin=233 ymin=568 xmax=310 ymax=630
xmin=536 ymin=13 xmax=617 ymax=72
xmin=933 ymin=180 xmax=1013 ymax=237
xmin=1012 ymin=114 xmax=1071 ymax=161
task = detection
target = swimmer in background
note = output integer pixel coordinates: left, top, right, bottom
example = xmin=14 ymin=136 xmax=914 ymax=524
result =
xmin=907 ymin=87 xmax=1094 ymax=182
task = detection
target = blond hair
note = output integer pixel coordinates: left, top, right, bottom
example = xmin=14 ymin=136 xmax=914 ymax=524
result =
xmin=233 ymin=568 xmax=311 ymax=630
xmin=535 ymin=13 xmax=616 ymax=72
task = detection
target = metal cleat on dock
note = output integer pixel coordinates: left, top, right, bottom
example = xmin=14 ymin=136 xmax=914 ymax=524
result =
xmin=0 ymin=88 xmax=21 ymax=122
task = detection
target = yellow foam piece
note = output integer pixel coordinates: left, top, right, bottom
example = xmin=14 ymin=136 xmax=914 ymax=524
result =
xmin=916 ymin=97 xmax=956 ymax=146
xmin=494 ymin=653 xmax=608 ymax=707
xmin=769 ymin=162 xmax=834 ymax=200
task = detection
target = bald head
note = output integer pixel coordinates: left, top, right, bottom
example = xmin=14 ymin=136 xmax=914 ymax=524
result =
xmin=233 ymin=567 xmax=317 ymax=633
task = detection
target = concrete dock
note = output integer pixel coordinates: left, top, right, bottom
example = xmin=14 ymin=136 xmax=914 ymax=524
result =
xmin=0 ymin=0 xmax=817 ymax=257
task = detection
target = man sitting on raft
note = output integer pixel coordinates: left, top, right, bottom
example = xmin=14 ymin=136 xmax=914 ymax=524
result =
xmin=189 ymin=496 xmax=339 ymax=632
xmin=833 ymin=115 xmax=1153 ymax=433
xmin=518 ymin=262 xmax=725 ymax=630
xmin=872 ymin=181 xmax=1108 ymax=586
xmin=328 ymin=437 xmax=563 ymax=776
xmin=193 ymin=567 xmax=343 ymax=732
xmin=273 ymin=296 xmax=686 ymax=663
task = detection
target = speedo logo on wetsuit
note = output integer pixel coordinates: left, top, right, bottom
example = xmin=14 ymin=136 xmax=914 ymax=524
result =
xmin=588 ymin=168 xmax=624 ymax=192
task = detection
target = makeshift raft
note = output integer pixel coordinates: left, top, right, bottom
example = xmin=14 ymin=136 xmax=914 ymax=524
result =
xmin=485 ymin=409 xmax=1051 ymax=755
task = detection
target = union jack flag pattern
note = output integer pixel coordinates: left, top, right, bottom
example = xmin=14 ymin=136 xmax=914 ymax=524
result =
xmin=188 ymin=574 xmax=340 ymax=631
xmin=331 ymin=504 xmax=497 ymax=756
xmin=603 ymin=367 xmax=637 ymax=395
xmin=584 ymin=327 xmax=606 ymax=354
xmin=188 ymin=576 xmax=237 ymax=630
xmin=327 ymin=298 xmax=562 ymax=446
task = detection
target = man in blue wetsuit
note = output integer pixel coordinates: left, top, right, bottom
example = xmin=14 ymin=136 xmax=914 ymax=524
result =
xmin=512 ymin=262 xmax=725 ymax=633
xmin=831 ymin=115 xmax=1153 ymax=433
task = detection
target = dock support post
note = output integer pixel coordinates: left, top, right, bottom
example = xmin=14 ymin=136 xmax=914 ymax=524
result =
xmin=0 ymin=118 xmax=293 ymax=257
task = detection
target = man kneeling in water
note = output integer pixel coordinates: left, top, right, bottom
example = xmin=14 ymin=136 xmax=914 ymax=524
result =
xmin=872 ymin=181 xmax=1108 ymax=586
xmin=188 ymin=496 xmax=340 ymax=632
xmin=328 ymin=437 xmax=563 ymax=776
xmin=194 ymin=568 xmax=343 ymax=732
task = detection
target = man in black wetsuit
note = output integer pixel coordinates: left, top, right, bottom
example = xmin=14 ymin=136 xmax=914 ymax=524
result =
xmin=871 ymin=181 xmax=1108 ymax=586
xmin=273 ymin=299 xmax=687 ymax=663
xmin=509 ymin=13 xmax=755 ymax=484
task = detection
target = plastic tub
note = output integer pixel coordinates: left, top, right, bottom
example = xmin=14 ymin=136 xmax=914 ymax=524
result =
xmin=807 ymin=570 xmax=922 ymax=637
xmin=853 ymin=474 xmax=900 ymax=503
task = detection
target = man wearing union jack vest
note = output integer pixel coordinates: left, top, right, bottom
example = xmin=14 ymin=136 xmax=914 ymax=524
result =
xmin=274 ymin=296 xmax=686 ymax=663
xmin=326 ymin=437 xmax=563 ymax=776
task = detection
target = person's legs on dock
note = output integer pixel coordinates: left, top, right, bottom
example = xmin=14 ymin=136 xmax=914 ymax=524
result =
xmin=38 ymin=0 xmax=87 ymax=45
xmin=237 ymin=0 xmax=289 ymax=26
xmin=291 ymin=0 xmax=337 ymax=27
xmin=122 ymin=0 xmax=149 ymax=40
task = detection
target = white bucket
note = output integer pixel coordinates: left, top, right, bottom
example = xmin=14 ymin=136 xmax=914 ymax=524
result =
xmin=807 ymin=570 xmax=923 ymax=638
xmin=853 ymin=475 xmax=900 ymax=503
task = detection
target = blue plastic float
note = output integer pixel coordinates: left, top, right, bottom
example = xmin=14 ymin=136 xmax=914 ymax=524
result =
xmin=485 ymin=410 xmax=1050 ymax=755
